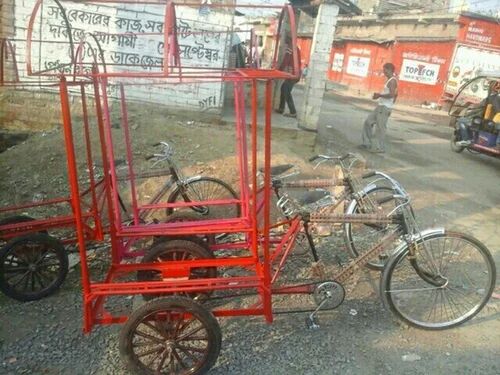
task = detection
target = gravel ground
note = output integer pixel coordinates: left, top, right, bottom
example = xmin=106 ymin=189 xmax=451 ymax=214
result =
xmin=1 ymin=108 xmax=499 ymax=374
xmin=1 ymin=233 xmax=499 ymax=375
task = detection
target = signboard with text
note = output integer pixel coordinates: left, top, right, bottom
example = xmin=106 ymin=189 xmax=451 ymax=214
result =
xmin=445 ymin=44 xmax=500 ymax=100
xmin=399 ymin=59 xmax=440 ymax=85
xmin=346 ymin=55 xmax=370 ymax=77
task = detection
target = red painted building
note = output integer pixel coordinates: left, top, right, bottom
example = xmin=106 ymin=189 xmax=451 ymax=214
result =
xmin=298 ymin=12 xmax=500 ymax=104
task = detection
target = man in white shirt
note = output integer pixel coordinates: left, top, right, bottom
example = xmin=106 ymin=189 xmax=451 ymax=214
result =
xmin=361 ymin=63 xmax=398 ymax=153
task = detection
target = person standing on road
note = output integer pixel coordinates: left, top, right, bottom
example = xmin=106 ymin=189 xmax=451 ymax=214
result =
xmin=275 ymin=36 xmax=301 ymax=118
xmin=361 ymin=63 xmax=398 ymax=153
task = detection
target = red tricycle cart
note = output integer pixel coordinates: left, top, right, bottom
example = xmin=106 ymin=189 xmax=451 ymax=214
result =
xmin=12 ymin=1 xmax=495 ymax=374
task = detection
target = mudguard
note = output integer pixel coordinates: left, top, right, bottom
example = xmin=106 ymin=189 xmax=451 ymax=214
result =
xmin=379 ymin=227 xmax=446 ymax=306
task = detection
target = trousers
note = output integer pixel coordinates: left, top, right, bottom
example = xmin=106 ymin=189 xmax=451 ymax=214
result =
xmin=278 ymin=79 xmax=299 ymax=114
xmin=362 ymin=105 xmax=392 ymax=151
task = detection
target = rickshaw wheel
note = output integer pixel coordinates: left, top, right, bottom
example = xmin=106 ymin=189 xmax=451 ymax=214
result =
xmin=0 ymin=233 xmax=68 ymax=301
xmin=450 ymin=131 xmax=466 ymax=153
xmin=119 ymin=296 xmax=222 ymax=375
xmin=137 ymin=240 xmax=217 ymax=302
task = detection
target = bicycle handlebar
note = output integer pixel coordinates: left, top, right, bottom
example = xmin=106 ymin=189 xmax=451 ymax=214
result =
xmin=309 ymin=153 xmax=353 ymax=163
xmin=362 ymin=171 xmax=376 ymax=179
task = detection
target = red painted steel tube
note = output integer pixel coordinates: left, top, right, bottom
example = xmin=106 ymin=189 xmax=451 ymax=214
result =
xmin=98 ymin=78 xmax=125 ymax=254
xmin=262 ymin=79 xmax=273 ymax=323
xmin=251 ymin=80 xmax=259 ymax=260
xmin=59 ymin=77 xmax=93 ymax=332
xmin=80 ymin=84 xmax=104 ymax=240
xmin=270 ymin=219 xmax=302 ymax=284
xmin=92 ymin=70 xmax=121 ymax=265
xmin=237 ymin=82 xmax=250 ymax=219
xmin=119 ymin=83 xmax=141 ymax=225
xmin=0 ymin=197 xmax=71 ymax=213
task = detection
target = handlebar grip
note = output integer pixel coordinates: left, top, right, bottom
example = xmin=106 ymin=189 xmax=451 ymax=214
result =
xmin=152 ymin=143 xmax=161 ymax=147
xmin=308 ymin=155 xmax=320 ymax=162
xmin=362 ymin=171 xmax=376 ymax=179
xmin=145 ymin=154 xmax=156 ymax=161
xmin=377 ymin=195 xmax=395 ymax=205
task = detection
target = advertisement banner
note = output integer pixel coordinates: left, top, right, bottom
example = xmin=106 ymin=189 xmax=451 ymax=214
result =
xmin=331 ymin=53 xmax=344 ymax=72
xmin=346 ymin=55 xmax=370 ymax=77
xmin=399 ymin=59 xmax=440 ymax=85
xmin=445 ymin=44 xmax=500 ymax=99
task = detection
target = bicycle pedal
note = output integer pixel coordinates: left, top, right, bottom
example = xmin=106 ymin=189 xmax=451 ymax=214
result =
xmin=305 ymin=315 xmax=320 ymax=330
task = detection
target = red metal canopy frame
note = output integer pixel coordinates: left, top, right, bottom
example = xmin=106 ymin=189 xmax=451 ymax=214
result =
xmin=29 ymin=0 xmax=302 ymax=333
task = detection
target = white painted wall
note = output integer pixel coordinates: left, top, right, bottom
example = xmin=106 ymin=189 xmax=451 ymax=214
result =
xmin=6 ymin=0 xmax=234 ymax=113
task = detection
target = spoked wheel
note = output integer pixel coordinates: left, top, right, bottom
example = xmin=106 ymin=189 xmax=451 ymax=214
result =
xmin=0 ymin=233 xmax=68 ymax=301
xmin=344 ymin=186 xmax=402 ymax=270
xmin=166 ymin=177 xmax=240 ymax=220
xmin=119 ymin=297 xmax=222 ymax=375
xmin=137 ymin=240 xmax=217 ymax=301
xmin=381 ymin=231 xmax=496 ymax=330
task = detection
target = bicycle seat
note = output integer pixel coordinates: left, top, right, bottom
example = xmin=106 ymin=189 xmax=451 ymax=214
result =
xmin=297 ymin=189 xmax=330 ymax=206
xmin=259 ymin=164 xmax=294 ymax=177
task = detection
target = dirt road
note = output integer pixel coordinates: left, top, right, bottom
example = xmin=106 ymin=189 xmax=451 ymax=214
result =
xmin=0 ymin=91 xmax=499 ymax=374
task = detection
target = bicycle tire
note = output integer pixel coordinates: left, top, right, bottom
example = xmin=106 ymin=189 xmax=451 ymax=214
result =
xmin=0 ymin=233 xmax=68 ymax=301
xmin=381 ymin=231 xmax=496 ymax=330
xmin=166 ymin=176 xmax=240 ymax=219
xmin=119 ymin=296 xmax=222 ymax=375
xmin=343 ymin=186 xmax=401 ymax=270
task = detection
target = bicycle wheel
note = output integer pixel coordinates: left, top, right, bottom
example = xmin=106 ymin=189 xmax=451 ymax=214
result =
xmin=0 ymin=233 xmax=68 ymax=301
xmin=344 ymin=186 xmax=401 ymax=270
xmin=381 ymin=231 xmax=496 ymax=330
xmin=167 ymin=177 xmax=240 ymax=219
xmin=119 ymin=296 xmax=222 ymax=375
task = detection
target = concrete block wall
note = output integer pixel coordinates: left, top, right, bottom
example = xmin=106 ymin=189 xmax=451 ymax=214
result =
xmin=300 ymin=3 xmax=339 ymax=131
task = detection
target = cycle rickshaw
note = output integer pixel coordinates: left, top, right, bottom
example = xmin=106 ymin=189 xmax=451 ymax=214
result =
xmin=449 ymin=72 xmax=500 ymax=158
xmin=12 ymin=1 xmax=496 ymax=374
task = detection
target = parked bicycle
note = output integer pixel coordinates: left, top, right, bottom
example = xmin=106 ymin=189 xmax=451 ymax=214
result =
xmin=275 ymin=173 xmax=496 ymax=330
xmin=0 ymin=141 xmax=240 ymax=302
xmin=136 ymin=161 xmax=495 ymax=332
xmin=268 ymin=153 xmax=406 ymax=269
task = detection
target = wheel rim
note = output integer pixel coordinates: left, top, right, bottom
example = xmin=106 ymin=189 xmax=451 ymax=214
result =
xmin=175 ymin=179 xmax=239 ymax=219
xmin=130 ymin=307 xmax=211 ymax=374
xmin=385 ymin=234 xmax=495 ymax=328
xmin=2 ymin=241 xmax=62 ymax=296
